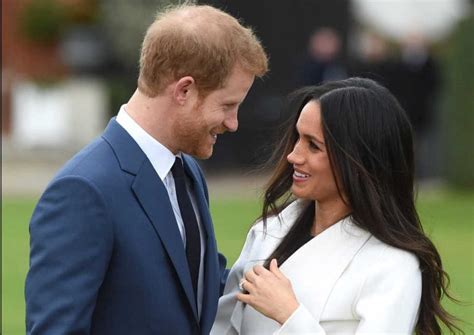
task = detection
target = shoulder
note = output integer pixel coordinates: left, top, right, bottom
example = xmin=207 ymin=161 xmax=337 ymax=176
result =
xmin=359 ymin=235 xmax=420 ymax=274
xmin=251 ymin=200 xmax=306 ymax=238
xmin=232 ymin=201 xmax=306 ymax=265
xmin=56 ymin=138 xmax=117 ymax=180
xmin=46 ymin=137 xmax=126 ymax=199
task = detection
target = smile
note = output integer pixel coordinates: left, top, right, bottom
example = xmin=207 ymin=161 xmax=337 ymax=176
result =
xmin=293 ymin=170 xmax=310 ymax=179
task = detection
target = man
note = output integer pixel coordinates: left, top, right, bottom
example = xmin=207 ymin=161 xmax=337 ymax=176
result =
xmin=25 ymin=4 xmax=268 ymax=334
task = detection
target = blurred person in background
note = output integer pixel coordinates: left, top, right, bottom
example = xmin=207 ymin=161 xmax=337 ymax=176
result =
xmin=394 ymin=32 xmax=440 ymax=136
xmin=350 ymin=31 xmax=440 ymax=180
xmin=298 ymin=27 xmax=347 ymax=86
xmin=212 ymin=78 xmax=460 ymax=335
xmin=25 ymin=4 xmax=268 ymax=335
xmin=392 ymin=32 xmax=440 ymax=180
xmin=349 ymin=31 xmax=398 ymax=91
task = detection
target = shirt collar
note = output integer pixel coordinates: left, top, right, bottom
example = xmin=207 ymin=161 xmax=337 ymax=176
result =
xmin=116 ymin=105 xmax=178 ymax=181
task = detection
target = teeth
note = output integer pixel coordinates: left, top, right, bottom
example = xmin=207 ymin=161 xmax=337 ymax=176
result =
xmin=294 ymin=171 xmax=309 ymax=178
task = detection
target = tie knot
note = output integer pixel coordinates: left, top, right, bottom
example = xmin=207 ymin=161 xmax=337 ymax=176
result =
xmin=171 ymin=157 xmax=185 ymax=179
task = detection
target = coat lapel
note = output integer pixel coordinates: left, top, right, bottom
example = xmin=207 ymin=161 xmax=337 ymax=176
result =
xmin=280 ymin=219 xmax=371 ymax=321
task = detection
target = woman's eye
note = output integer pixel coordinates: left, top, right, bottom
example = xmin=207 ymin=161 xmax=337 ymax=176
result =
xmin=309 ymin=141 xmax=320 ymax=150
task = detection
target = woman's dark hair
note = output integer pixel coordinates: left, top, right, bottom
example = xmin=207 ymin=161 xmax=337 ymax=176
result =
xmin=261 ymin=77 xmax=461 ymax=334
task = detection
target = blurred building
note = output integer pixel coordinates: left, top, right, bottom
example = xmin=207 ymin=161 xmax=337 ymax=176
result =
xmin=2 ymin=0 xmax=108 ymax=152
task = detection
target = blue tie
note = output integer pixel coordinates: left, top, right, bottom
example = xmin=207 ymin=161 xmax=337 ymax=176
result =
xmin=171 ymin=157 xmax=200 ymax=299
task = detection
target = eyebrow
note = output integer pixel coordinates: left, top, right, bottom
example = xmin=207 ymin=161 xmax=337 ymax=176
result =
xmin=295 ymin=123 xmax=325 ymax=146
xmin=304 ymin=134 xmax=325 ymax=146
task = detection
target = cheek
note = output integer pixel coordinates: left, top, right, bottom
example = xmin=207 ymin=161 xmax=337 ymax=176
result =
xmin=309 ymin=157 xmax=336 ymax=186
xmin=200 ymin=107 xmax=223 ymax=126
xmin=308 ymin=155 xmax=331 ymax=174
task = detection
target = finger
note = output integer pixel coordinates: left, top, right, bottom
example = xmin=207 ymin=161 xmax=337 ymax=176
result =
xmin=236 ymin=292 xmax=252 ymax=305
xmin=244 ymin=269 xmax=258 ymax=283
xmin=270 ymin=259 xmax=283 ymax=278
xmin=253 ymin=264 xmax=270 ymax=276
xmin=240 ymin=279 xmax=256 ymax=294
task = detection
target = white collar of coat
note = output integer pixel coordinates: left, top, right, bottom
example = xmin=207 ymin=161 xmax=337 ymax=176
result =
xmin=230 ymin=200 xmax=372 ymax=331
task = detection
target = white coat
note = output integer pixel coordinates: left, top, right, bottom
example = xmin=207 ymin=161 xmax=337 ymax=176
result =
xmin=212 ymin=201 xmax=422 ymax=335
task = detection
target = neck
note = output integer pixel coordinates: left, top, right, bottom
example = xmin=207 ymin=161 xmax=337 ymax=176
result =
xmin=125 ymin=89 xmax=179 ymax=154
xmin=312 ymin=198 xmax=351 ymax=236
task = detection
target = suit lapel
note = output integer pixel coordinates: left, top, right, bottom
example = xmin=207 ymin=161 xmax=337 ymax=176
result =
xmin=183 ymin=157 xmax=211 ymax=240
xmin=132 ymin=159 xmax=199 ymax=320
xmin=102 ymin=119 xmax=199 ymax=321
xmin=182 ymin=157 xmax=220 ymax=331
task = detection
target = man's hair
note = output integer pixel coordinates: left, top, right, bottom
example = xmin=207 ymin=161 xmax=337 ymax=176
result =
xmin=137 ymin=4 xmax=268 ymax=97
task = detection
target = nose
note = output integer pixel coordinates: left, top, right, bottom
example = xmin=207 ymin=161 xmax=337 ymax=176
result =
xmin=223 ymin=110 xmax=238 ymax=132
xmin=287 ymin=142 xmax=304 ymax=165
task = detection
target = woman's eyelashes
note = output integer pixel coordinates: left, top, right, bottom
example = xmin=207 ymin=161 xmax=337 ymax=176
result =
xmin=309 ymin=141 xmax=320 ymax=151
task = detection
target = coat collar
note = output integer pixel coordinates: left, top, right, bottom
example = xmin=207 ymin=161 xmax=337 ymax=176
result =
xmin=101 ymin=118 xmax=147 ymax=175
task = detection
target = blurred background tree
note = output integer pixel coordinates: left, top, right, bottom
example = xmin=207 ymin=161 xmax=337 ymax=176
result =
xmin=99 ymin=0 xmax=185 ymax=118
xmin=19 ymin=0 xmax=67 ymax=45
xmin=442 ymin=10 xmax=474 ymax=188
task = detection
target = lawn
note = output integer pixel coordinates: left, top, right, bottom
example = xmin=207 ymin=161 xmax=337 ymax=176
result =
xmin=2 ymin=189 xmax=473 ymax=334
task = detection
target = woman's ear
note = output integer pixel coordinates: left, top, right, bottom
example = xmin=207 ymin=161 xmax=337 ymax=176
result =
xmin=173 ymin=76 xmax=195 ymax=105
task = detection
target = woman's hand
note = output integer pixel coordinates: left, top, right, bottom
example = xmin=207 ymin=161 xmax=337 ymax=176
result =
xmin=236 ymin=259 xmax=300 ymax=325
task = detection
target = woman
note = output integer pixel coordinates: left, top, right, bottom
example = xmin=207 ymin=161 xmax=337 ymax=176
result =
xmin=212 ymin=78 xmax=460 ymax=334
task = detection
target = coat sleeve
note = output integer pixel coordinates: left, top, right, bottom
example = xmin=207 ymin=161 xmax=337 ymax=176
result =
xmin=25 ymin=176 xmax=114 ymax=335
xmin=218 ymin=253 xmax=230 ymax=296
xmin=274 ymin=304 xmax=326 ymax=334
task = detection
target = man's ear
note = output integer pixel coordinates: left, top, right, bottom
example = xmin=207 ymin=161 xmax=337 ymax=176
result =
xmin=173 ymin=76 xmax=195 ymax=105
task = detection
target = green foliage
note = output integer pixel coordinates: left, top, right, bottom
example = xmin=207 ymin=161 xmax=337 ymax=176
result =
xmin=2 ymin=191 xmax=473 ymax=334
xmin=442 ymin=11 xmax=474 ymax=187
xmin=19 ymin=0 xmax=67 ymax=44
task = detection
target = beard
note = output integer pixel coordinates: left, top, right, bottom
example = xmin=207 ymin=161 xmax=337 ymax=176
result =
xmin=173 ymin=108 xmax=215 ymax=159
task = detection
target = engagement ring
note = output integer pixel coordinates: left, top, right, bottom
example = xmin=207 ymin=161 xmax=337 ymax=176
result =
xmin=239 ymin=279 xmax=245 ymax=291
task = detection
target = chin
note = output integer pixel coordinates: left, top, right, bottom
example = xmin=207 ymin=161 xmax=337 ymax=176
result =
xmin=291 ymin=186 xmax=316 ymax=201
xmin=194 ymin=147 xmax=213 ymax=159
xmin=290 ymin=186 xmax=305 ymax=199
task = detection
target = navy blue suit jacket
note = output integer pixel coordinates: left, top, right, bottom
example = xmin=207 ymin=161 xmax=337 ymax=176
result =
xmin=25 ymin=119 xmax=228 ymax=334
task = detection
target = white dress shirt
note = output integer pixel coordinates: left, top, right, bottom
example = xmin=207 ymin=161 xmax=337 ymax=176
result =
xmin=116 ymin=105 xmax=205 ymax=316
